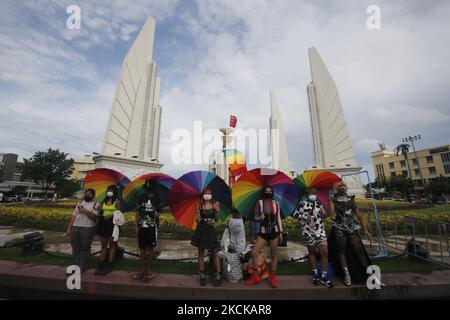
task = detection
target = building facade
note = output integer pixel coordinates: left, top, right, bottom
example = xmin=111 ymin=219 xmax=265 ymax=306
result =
xmin=371 ymin=144 xmax=450 ymax=189
xmin=0 ymin=153 xmax=23 ymax=182
xmin=70 ymin=155 xmax=95 ymax=181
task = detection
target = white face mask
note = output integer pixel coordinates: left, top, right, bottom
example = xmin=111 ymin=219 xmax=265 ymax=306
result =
xmin=308 ymin=194 xmax=317 ymax=202
xmin=203 ymin=194 xmax=212 ymax=201
xmin=106 ymin=191 xmax=114 ymax=198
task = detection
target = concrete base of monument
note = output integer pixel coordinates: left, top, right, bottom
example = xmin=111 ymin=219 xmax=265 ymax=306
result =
xmin=0 ymin=261 xmax=449 ymax=300
xmin=93 ymin=154 xmax=163 ymax=180
xmin=304 ymin=165 xmax=366 ymax=198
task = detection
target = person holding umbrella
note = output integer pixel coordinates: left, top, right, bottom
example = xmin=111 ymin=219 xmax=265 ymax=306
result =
xmin=191 ymin=188 xmax=222 ymax=287
xmin=293 ymin=190 xmax=333 ymax=288
xmin=134 ymin=179 xmax=161 ymax=281
xmin=245 ymin=185 xmax=283 ymax=288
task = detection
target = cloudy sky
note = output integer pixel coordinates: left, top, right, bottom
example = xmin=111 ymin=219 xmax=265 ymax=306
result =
xmin=1 ymin=0 xmax=449 ymax=180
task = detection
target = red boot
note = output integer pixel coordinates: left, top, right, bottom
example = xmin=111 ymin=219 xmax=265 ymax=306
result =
xmin=269 ymin=271 xmax=278 ymax=288
xmin=245 ymin=270 xmax=261 ymax=285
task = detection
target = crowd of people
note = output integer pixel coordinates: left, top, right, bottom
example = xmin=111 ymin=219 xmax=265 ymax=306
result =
xmin=67 ymin=180 xmax=371 ymax=289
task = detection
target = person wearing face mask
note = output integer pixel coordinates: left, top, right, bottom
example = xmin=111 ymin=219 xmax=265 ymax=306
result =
xmin=95 ymin=185 xmax=120 ymax=275
xmin=293 ymin=191 xmax=333 ymax=288
xmin=328 ymin=182 xmax=371 ymax=286
xmin=246 ymin=185 xmax=283 ymax=288
xmin=191 ymin=188 xmax=222 ymax=287
xmin=133 ymin=180 xmax=162 ymax=281
xmin=67 ymin=189 xmax=99 ymax=272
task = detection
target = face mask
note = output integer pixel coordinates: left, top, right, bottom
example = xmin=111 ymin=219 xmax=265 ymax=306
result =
xmin=203 ymin=194 xmax=212 ymax=201
xmin=106 ymin=191 xmax=114 ymax=198
xmin=264 ymin=192 xmax=273 ymax=198
xmin=84 ymin=196 xmax=93 ymax=202
xmin=308 ymin=194 xmax=317 ymax=202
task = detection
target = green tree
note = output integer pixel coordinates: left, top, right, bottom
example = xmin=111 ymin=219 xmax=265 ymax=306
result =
xmin=22 ymin=148 xmax=74 ymax=196
xmin=396 ymin=143 xmax=413 ymax=179
xmin=385 ymin=175 xmax=414 ymax=197
xmin=426 ymin=176 xmax=450 ymax=200
xmin=55 ymin=179 xmax=81 ymax=197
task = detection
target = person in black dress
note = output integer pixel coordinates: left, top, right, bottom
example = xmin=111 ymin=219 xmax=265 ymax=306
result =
xmin=328 ymin=182 xmax=372 ymax=286
xmin=191 ymin=188 xmax=222 ymax=287
xmin=134 ymin=180 xmax=161 ymax=281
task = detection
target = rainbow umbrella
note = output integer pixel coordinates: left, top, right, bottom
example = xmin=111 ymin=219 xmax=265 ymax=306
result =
xmin=224 ymin=149 xmax=247 ymax=177
xmin=84 ymin=168 xmax=130 ymax=203
xmin=168 ymin=171 xmax=232 ymax=230
xmin=232 ymin=168 xmax=299 ymax=219
xmin=122 ymin=173 xmax=176 ymax=212
xmin=293 ymin=170 xmax=342 ymax=209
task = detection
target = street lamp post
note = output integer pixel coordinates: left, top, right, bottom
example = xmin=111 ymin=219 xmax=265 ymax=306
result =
xmin=402 ymin=135 xmax=428 ymax=200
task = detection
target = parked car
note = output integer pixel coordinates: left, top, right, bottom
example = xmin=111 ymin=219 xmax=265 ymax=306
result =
xmin=381 ymin=197 xmax=396 ymax=201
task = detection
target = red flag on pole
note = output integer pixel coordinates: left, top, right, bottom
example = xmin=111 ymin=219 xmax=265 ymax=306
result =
xmin=229 ymin=115 xmax=237 ymax=128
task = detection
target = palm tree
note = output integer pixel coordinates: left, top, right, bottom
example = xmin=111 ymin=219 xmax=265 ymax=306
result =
xmin=396 ymin=143 xmax=413 ymax=181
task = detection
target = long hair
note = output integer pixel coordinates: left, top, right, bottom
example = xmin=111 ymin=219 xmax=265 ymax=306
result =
xmin=102 ymin=184 xmax=118 ymax=204
xmin=199 ymin=188 xmax=214 ymax=208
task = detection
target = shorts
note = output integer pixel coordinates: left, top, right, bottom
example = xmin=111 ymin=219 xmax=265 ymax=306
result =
xmin=138 ymin=226 xmax=157 ymax=249
xmin=304 ymin=233 xmax=328 ymax=247
xmin=258 ymin=232 xmax=279 ymax=242
xmin=97 ymin=216 xmax=114 ymax=238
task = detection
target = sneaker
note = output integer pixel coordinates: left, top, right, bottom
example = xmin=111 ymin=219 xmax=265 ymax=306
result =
xmin=312 ymin=271 xmax=319 ymax=285
xmin=245 ymin=270 xmax=261 ymax=285
xmin=320 ymin=274 xmax=334 ymax=288
xmin=269 ymin=271 xmax=278 ymax=288
xmin=213 ymin=273 xmax=222 ymax=287
xmin=343 ymin=268 xmax=351 ymax=286
xmin=199 ymin=273 xmax=207 ymax=287
xmin=260 ymin=265 xmax=270 ymax=280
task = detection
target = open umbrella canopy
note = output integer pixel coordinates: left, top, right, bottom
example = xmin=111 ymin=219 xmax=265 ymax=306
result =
xmin=122 ymin=173 xmax=176 ymax=212
xmin=168 ymin=170 xmax=232 ymax=230
xmin=293 ymin=170 xmax=342 ymax=209
xmin=232 ymin=168 xmax=299 ymax=218
xmin=224 ymin=149 xmax=247 ymax=177
xmin=84 ymin=168 xmax=130 ymax=203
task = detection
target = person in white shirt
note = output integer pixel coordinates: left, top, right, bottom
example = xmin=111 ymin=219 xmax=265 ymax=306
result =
xmin=67 ymin=189 xmax=99 ymax=272
xmin=228 ymin=209 xmax=246 ymax=255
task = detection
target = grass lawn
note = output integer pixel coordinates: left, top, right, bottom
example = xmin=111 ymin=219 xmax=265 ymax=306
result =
xmin=0 ymin=247 xmax=444 ymax=276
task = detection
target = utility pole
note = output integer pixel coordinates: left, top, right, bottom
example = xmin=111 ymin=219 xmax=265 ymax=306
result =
xmin=402 ymin=135 xmax=428 ymax=200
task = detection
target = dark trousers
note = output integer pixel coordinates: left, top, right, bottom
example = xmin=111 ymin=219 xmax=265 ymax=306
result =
xmin=70 ymin=226 xmax=95 ymax=268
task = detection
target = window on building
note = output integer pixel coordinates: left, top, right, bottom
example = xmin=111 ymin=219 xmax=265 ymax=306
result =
xmin=400 ymin=160 xmax=406 ymax=167
xmin=429 ymin=167 xmax=436 ymax=175
xmin=416 ymin=180 xmax=424 ymax=187
xmin=391 ymin=172 xmax=396 ymax=178
xmin=412 ymin=158 xmax=418 ymax=166
xmin=414 ymin=168 xmax=421 ymax=176
xmin=389 ymin=162 xmax=395 ymax=169
xmin=444 ymin=164 xmax=450 ymax=174
xmin=402 ymin=170 xmax=408 ymax=177
xmin=426 ymin=156 xmax=433 ymax=163
xmin=441 ymin=153 xmax=450 ymax=174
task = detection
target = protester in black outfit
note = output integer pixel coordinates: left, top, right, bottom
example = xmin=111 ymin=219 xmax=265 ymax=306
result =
xmin=191 ymin=188 xmax=222 ymax=287
xmin=328 ymin=182 xmax=372 ymax=286
xmin=134 ymin=180 xmax=161 ymax=281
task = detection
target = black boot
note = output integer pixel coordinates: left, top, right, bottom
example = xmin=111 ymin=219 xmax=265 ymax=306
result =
xmin=94 ymin=261 xmax=105 ymax=275
xmin=312 ymin=271 xmax=319 ymax=285
xmin=199 ymin=272 xmax=207 ymax=287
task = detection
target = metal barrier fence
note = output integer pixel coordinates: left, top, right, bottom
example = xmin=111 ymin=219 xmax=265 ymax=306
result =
xmin=362 ymin=209 xmax=450 ymax=268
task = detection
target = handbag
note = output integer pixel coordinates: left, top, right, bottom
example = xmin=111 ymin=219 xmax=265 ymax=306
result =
xmin=221 ymin=251 xmax=243 ymax=283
